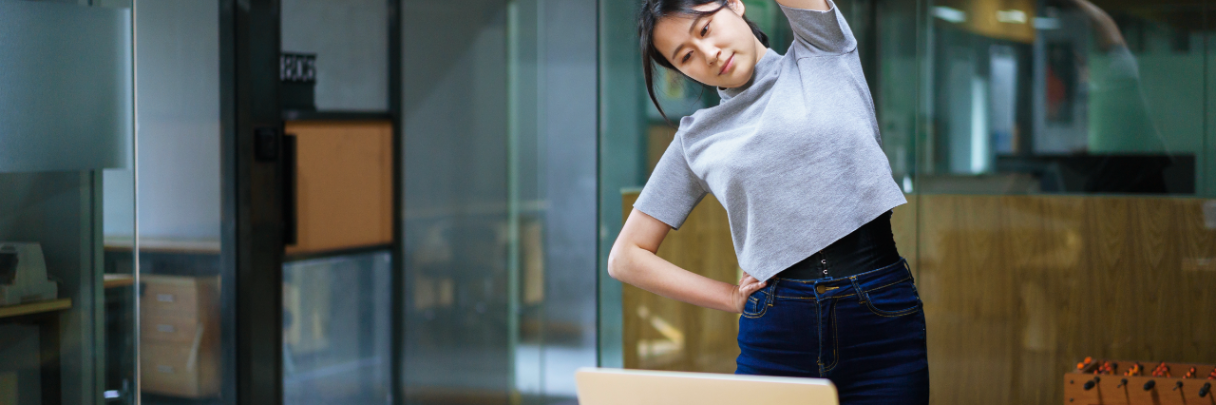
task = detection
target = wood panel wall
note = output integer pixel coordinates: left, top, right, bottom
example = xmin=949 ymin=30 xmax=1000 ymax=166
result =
xmin=918 ymin=195 xmax=1216 ymax=405
xmin=620 ymin=191 xmax=1216 ymax=404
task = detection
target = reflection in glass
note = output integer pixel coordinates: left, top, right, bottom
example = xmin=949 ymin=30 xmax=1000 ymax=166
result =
xmin=402 ymin=0 xmax=512 ymax=402
xmin=403 ymin=1 xmax=599 ymax=403
xmin=131 ymin=0 xmax=228 ymax=403
xmin=283 ymin=252 xmax=392 ymax=405
xmin=925 ymin=0 xmax=1201 ymax=195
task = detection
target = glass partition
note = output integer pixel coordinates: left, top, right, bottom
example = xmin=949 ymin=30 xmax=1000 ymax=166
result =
xmin=401 ymin=0 xmax=598 ymax=403
xmin=0 ymin=2 xmax=135 ymax=405
xmin=130 ymin=1 xmax=232 ymax=403
xmin=402 ymin=0 xmax=511 ymax=401
xmin=920 ymin=0 xmax=1206 ymax=195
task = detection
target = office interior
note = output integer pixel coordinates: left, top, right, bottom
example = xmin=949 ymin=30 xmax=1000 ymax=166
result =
xmin=0 ymin=0 xmax=1213 ymax=404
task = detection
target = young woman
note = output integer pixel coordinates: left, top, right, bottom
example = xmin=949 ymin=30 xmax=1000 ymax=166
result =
xmin=606 ymin=0 xmax=929 ymax=403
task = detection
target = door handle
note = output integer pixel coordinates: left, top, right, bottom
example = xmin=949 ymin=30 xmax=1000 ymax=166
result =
xmin=283 ymin=133 xmax=298 ymax=245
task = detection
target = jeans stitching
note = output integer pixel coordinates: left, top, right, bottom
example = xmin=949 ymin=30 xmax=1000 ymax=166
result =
xmin=865 ymin=277 xmax=913 ymax=294
xmin=815 ymin=297 xmax=824 ymax=373
xmin=742 ymin=282 xmax=776 ymax=319
xmin=860 ymin=278 xmax=922 ymax=317
xmin=775 ymin=277 xmax=913 ymax=301
xmin=864 ymin=299 xmax=922 ymax=318
xmin=859 ymin=273 xmax=921 ymax=317
xmin=741 ymin=302 xmax=767 ymax=318
xmin=823 ymin=299 xmax=840 ymax=373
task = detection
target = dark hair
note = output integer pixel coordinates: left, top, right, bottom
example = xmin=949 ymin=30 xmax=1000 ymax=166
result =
xmin=638 ymin=0 xmax=769 ymax=123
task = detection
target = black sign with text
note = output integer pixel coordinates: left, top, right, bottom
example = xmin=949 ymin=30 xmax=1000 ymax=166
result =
xmin=281 ymin=53 xmax=316 ymax=110
xmin=280 ymin=53 xmax=316 ymax=83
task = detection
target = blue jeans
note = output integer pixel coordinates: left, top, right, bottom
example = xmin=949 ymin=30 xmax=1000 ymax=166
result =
xmin=736 ymin=258 xmax=929 ymax=405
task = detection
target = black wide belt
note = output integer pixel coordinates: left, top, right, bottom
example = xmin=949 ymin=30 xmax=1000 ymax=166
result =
xmin=776 ymin=211 xmax=901 ymax=280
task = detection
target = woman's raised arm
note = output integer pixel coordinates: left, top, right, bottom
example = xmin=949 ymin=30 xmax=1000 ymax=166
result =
xmin=774 ymin=0 xmax=830 ymax=11
xmin=608 ymin=208 xmax=766 ymax=314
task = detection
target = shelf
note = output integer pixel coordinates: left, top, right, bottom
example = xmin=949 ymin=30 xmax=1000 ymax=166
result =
xmin=104 ymin=237 xmax=221 ymax=254
xmin=284 ymin=244 xmax=392 ymax=263
xmin=0 ymin=298 xmax=72 ymax=319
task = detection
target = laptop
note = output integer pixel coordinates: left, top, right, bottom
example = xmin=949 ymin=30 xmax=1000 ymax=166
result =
xmin=575 ymin=367 xmax=838 ymax=405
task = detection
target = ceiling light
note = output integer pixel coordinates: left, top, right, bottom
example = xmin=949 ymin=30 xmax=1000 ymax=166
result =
xmin=997 ymin=9 xmax=1027 ymax=24
xmin=933 ymin=6 xmax=966 ymax=23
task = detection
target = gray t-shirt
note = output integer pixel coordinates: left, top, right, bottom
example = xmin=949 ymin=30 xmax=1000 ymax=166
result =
xmin=633 ymin=0 xmax=906 ymax=282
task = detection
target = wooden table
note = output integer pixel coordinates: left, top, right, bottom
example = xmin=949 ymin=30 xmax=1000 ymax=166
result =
xmin=103 ymin=274 xmax=135 ymax=289
xmin=0 ymin=298 xmax=72 ymax=405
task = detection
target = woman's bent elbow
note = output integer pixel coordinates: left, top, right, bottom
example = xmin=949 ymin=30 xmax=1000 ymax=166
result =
xmin=606 ymin=249 xmax=629 ymax=281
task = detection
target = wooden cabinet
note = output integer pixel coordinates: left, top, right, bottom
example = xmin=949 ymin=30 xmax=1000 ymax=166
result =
xmin=283 ymin=121 xmax=394 ymax=255
xmin=139 ymin=275 xmax=219 ymax=398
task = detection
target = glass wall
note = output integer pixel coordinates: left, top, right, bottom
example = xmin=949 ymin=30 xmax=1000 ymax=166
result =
xmin=508 ymin=1 xmax=599 ymax=401
xmin=402 ymin=1 xmax=512 ymax=401
xmin=401 ymin=0 xmax=597 ymax=404
xmin=1 ymin=1 xmax=134 ymax=404
xmin=130 ymin=1 xmax=233 ymax=403
xmin=598 ymin=0 xmax=1216 ymax=404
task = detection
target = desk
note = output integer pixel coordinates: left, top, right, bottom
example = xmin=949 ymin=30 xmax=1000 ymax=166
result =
xmin=104 ymin=274 xmax=135 ymax=289
xmin=0 ymin=298 xmax=71 ymax=405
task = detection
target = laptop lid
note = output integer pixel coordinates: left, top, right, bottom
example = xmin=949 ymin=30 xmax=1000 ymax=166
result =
xmin=574 ymin=367 xmax=838 ymax=405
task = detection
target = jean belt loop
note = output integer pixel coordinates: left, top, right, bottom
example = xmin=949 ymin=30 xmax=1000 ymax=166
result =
xmin=848 ymin=276 xmax=867 ymax=304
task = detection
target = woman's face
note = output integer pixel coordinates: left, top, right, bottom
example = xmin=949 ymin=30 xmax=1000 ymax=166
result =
xmin=653 ymin=0 xmax=765 ymax=89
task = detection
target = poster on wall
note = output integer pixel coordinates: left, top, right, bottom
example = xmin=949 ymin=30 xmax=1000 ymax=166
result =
xmin=1046 ymin=42 xmax=1077 ymax=124
xmin=1033 ymin=11 xmax=1091 ymax=155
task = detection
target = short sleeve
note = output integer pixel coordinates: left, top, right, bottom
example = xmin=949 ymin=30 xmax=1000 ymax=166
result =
xmin=633 ymin=136 xmax=708 ymax=230
xmin=779 ymin=0 xmax=857 ymax=56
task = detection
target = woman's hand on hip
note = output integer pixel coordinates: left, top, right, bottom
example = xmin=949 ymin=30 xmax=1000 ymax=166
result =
xmin=732 ymin=274 xmax=767 ymax=313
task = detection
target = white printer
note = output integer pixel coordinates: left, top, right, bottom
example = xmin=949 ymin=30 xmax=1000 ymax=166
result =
xmin=0 ymin=243 xmax=58 ymax=306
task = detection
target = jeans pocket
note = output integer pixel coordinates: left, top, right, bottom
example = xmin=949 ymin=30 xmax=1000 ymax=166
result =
xmin=862 ymin=279 xmax=922 ymax=318
xmin=742 ymin=287 xmax=771 ymax=319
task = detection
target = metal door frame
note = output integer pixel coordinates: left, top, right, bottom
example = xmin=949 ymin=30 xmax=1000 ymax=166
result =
xmin=221 ymin=0 xmax=285 ymax=403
